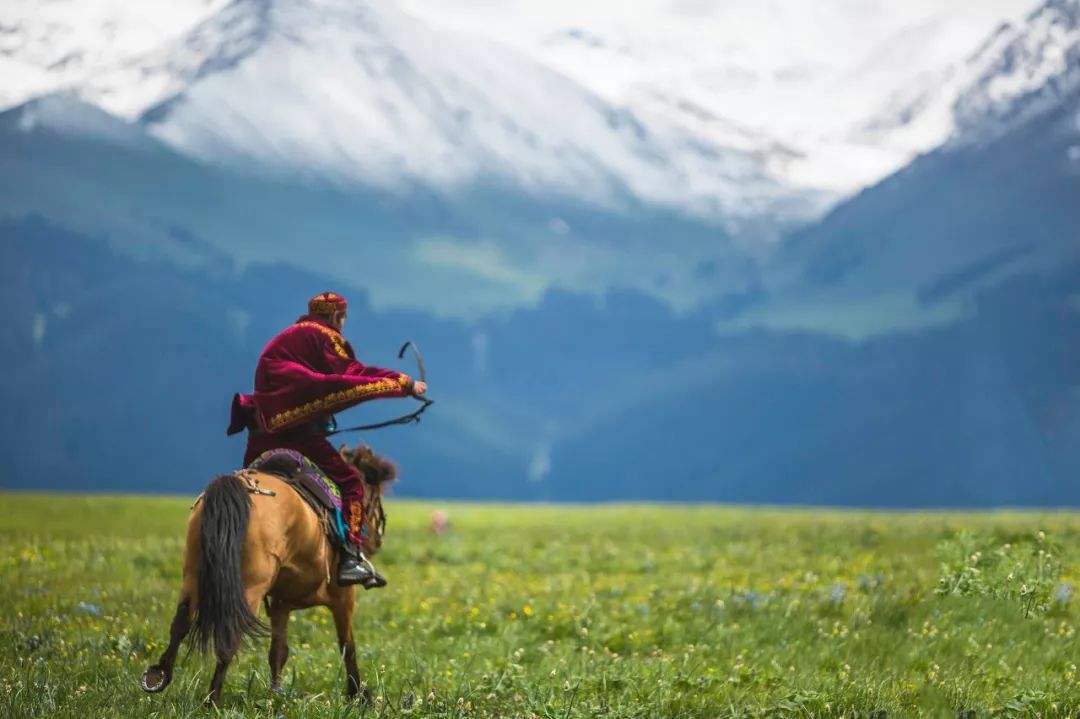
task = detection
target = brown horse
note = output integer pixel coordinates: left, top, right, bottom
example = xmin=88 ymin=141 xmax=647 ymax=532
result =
xmin=139 ymin=445 xmax=397 ymax=707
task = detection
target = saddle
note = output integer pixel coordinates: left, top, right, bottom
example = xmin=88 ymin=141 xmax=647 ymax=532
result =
xmin=248 ymin=449 xmax=350 ymax=548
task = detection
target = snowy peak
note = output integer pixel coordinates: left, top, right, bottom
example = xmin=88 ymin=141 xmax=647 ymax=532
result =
xmin=955 ymin=0 xmax=1080 ymax=138
xmin=0 ymin=0 xmax=229 ymax=111
xmin=863 ymin=0 xmax=1080 ymax=153
xmin=66 ymin=0 xmax=278 ymax=121
xmin=402 ymin=0 xmax=1044 ymax=194
xmin=117 ymin=0 xmax=812 ymax=234
xmin=2 ymin=0 xmax=1069 ymax=239
xmin=133 ymin=0 xmax=272 ymax=122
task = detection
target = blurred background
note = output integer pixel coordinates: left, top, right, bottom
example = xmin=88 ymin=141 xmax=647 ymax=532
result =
xmin=1 ymin=0 xmax=1077 ymax=505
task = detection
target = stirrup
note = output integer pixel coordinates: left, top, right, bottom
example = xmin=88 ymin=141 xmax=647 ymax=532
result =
xmin=353 ymin=554 xmax=387 ymax=590
xmin=361 ymin=572 xmax=388 ymax=590
xmin=337 ymin=551 xmax=386 ymax=589
xmin=354 ymin=552 xmax=377 ymax=575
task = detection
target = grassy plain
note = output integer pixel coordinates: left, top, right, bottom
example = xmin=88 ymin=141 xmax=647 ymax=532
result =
xmin=1 ymin=492 xmax=1079 ymax=718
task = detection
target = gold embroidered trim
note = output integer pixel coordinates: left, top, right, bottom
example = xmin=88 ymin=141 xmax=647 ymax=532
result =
xmin=293 ymin=321 xmax=349 ymax=359
xmin=267 ymin=377 xmax=402 ymax=431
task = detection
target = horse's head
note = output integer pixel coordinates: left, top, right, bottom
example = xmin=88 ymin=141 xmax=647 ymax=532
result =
xmin=340 ymin=443 xmax=399 ymax=487
xmin=339 ymin=443 xmax=398 ymax=556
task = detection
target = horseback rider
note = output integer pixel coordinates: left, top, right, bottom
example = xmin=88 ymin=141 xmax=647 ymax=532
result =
xmin=227 ymin=291 xmax=428 ymax=587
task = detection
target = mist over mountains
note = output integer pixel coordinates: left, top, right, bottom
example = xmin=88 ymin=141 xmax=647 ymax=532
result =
xmin=1 ymin=0 xmax=1077 ymax=504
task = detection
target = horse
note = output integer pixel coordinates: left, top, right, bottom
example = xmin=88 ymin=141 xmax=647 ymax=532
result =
xmin=139 ymin=444 xmax=398 ymax=707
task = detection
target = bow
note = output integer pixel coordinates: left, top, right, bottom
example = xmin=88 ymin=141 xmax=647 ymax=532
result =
xmin=326 ymin=340 xmax=433 ymax=435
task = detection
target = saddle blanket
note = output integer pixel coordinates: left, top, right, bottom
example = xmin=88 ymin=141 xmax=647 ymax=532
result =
xmin=248 ymin=448 xmax=347 ymax=542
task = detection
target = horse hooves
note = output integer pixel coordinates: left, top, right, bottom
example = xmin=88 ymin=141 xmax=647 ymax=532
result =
xmin=273 ymin=686 xmax=304 ymax=699
xmin=347 ymin=686 xmax=373 ymax=703
xmin=140 ymin=665 xmax=171 ymax=693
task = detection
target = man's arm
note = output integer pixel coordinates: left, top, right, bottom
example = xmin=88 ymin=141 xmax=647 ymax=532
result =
xmin=309 ymin=326 xmax=419 ymax=394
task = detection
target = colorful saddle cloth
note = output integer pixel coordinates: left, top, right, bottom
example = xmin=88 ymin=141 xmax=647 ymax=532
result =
xmin=248 ymin=449 xmax=347 ymax=543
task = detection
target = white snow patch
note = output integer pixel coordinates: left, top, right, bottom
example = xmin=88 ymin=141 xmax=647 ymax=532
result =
xmin=32 ymin=312 xmax=46 ymax=348
xmin=527 ymin=445 xmax=552 ymax=483
xmin=403 ymin=0 xmax=1041 ymax=192
xmin=548 ymin=217 xmax=571 ymax=236
xmin=0 ymin=0 xmax=229 ymax=110
xmin=470 ymin=331 xmax=489 ymax=375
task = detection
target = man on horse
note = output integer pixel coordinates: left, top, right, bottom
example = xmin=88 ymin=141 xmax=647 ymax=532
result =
xmin=227 ymin=291 xmax=428 ymax=587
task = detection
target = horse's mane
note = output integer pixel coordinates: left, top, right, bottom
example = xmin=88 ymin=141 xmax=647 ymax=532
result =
xmin=339 ymin=444 xmax=398 ymax=486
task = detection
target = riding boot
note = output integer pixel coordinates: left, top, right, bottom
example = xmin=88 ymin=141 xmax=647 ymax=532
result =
xmin=341 ymin=498 xmax=388 ymax=587
xmin=337 ymin=545 xmax=387 ymax=589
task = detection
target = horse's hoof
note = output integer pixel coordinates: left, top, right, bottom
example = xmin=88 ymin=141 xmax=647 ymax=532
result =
xmin=140 ymin=665 xmax=170 ymax=693
xmin=346 ymin=685 xmax=373 ymax=703
xmin=273 ymin=686 xmax=304 ymax=699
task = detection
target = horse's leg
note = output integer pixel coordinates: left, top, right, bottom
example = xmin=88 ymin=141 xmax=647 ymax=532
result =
xmin=206 ymin=577 xmax=274 ymax=707
xmin=144 ymin=506 xmax=202 ymax=694
xmin=267 ymin=599 xmax=291 ymax=691
xmin=206 ymin=646 xmax=238 ymax=708
xmin=329 ymin=592 xmax=367 ymax=699
xmin=207 ymin=584 xmax=260 ymax=707
xmin=140 ymin=595 xmax=193 ymax=692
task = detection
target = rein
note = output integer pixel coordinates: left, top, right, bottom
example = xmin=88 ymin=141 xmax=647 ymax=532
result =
xmin=325 ymin=398 xmax=433 ymax=434
xmin=326 ymin=340 xmax=433 ymax=436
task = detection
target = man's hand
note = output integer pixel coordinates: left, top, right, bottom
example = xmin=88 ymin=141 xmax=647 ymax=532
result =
xmin=412 ymin=380 xmax=428 ymax=397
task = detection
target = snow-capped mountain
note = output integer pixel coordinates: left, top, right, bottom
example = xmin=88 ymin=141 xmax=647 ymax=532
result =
xmin=0 ymin=0 xmax=229 ymax=110
xmin=403 ymin=0 xmax=1042 ymax=193
xmin=1 ymin=0 xmax=823 ymax=242
xmin=1 ymin=0 xmax=1075 ymax=321
xmin=2 ymin=0 xmax=1049 ymax=243
xmin=859 ymin=0 xmax=1080 ymax=152
xmin=3 ymin=2 xmax=1077 ymax=503
xmin=744 ymin=0 xmax=1080 ymax=340
xmin=955 ymin=0 xmax=1080 ymax=138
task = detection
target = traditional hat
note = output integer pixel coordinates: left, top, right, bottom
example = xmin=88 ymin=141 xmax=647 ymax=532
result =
xmin=308 ymin=291 xmax=348 ymax=315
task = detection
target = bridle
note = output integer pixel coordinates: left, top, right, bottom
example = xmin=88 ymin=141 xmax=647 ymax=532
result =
xmin=326 ymin=340 xmax=434 ymax=436
xmin=362 ymin=485 xmax=388 ymax=553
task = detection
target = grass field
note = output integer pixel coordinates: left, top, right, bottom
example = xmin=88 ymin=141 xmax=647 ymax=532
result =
xmin=2 ymin=492 xmax=1079 ymax=718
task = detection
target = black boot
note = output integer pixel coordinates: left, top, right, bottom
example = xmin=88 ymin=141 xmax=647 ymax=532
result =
xmin=337 ymin=551 xmax=387 ymax=589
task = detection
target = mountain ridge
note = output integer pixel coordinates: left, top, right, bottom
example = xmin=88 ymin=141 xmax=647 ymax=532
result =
xmin=5 ymin=0 xmax=816 ymax=237
xmin=862 ymin=0 xmax=1080 ymax=153
xmin=1 ymin=0 xmax=1077 ymax=503
xmin=4 ymin=0 xmax=1055 ymax=238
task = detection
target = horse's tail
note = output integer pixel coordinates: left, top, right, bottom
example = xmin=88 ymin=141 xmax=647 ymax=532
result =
xmin=190 ymin=474 xmax=267 ymax=657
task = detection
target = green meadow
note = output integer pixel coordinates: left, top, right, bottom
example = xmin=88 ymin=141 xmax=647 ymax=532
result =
xmin=2 ymin=492 xmax=1079 ymax=718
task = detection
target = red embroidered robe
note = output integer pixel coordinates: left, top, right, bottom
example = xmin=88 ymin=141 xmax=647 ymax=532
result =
xmin=228 ymin=315 xmax=412 ymax=436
